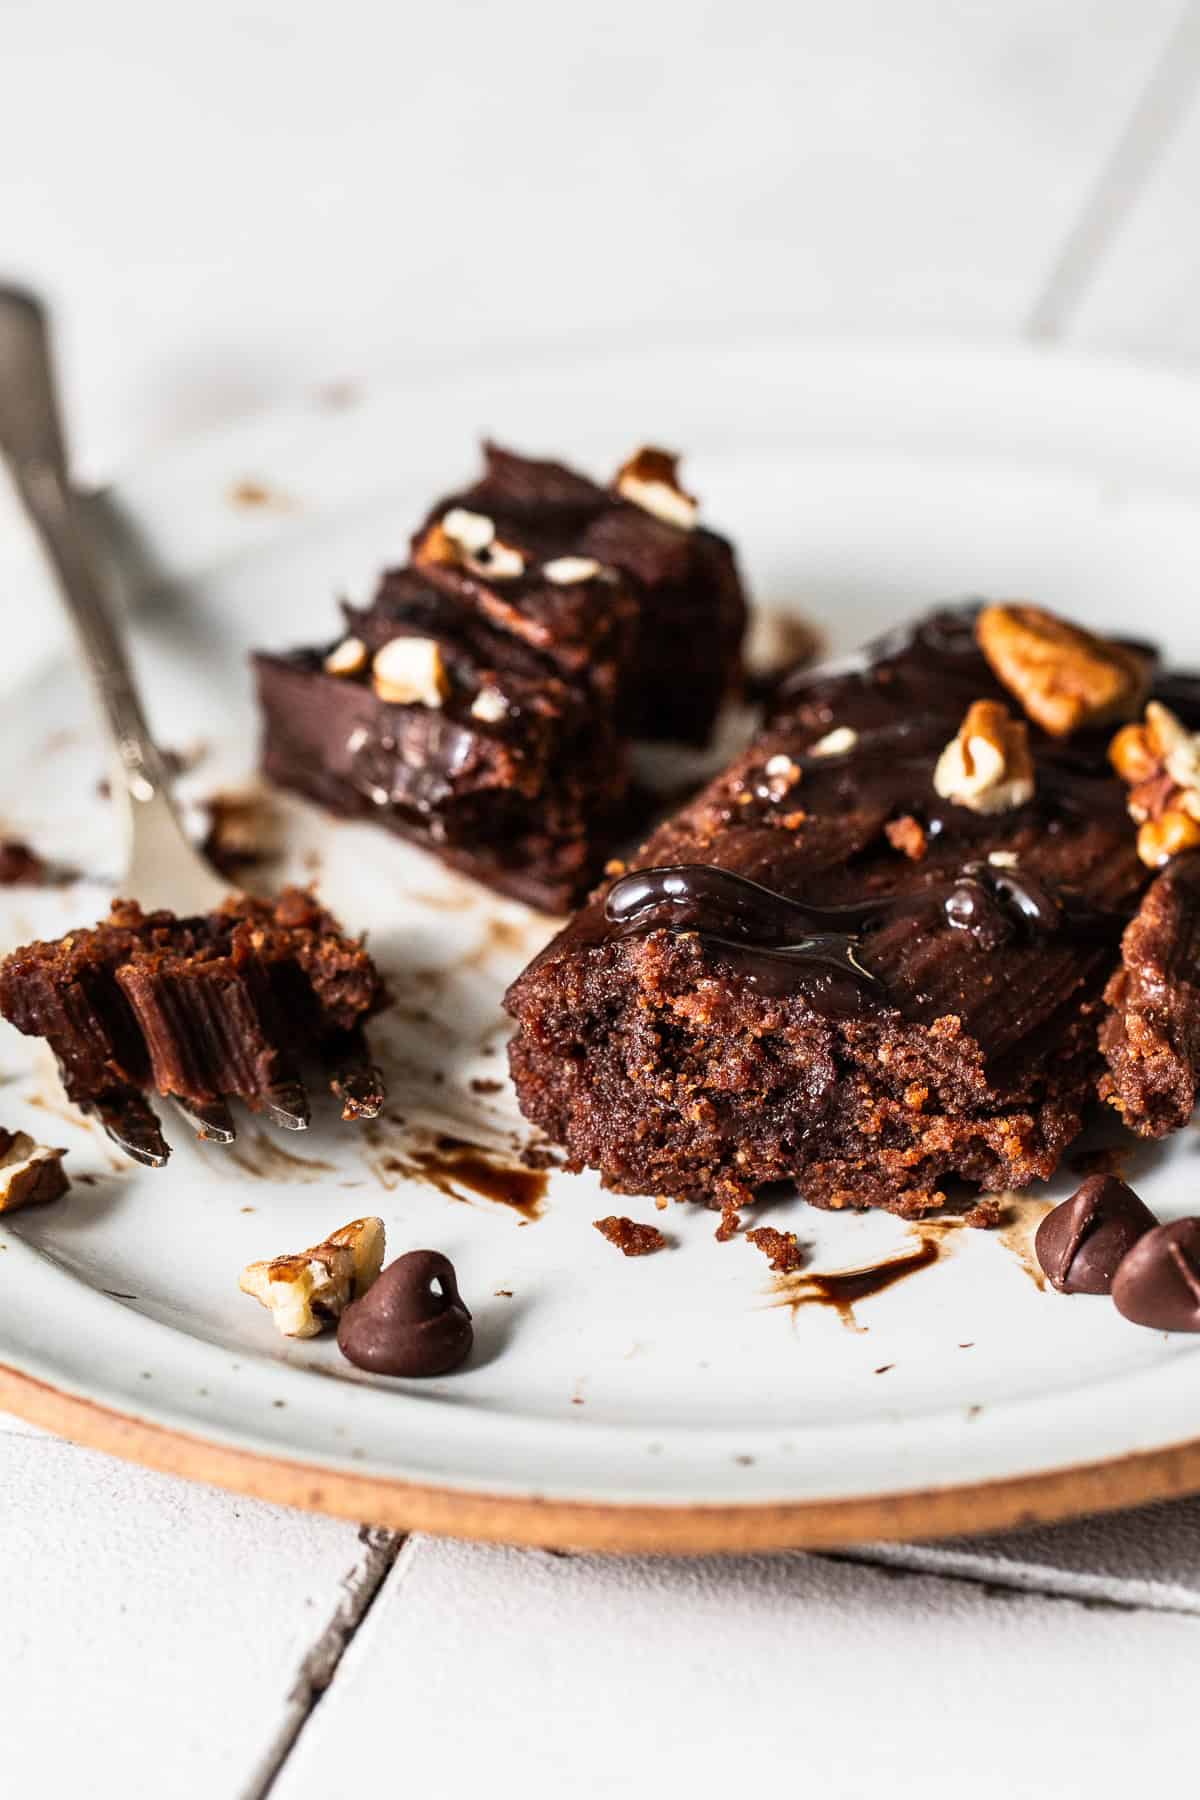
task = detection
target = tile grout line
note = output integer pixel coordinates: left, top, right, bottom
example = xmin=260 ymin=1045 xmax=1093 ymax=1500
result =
xmin=1026 ymin=0 xmax=1200 ymax=342
xmin=238 ymin=1526 xmax=409 ymax=1800
xmin=819 ymin=1546 xmax=1200 ymax=1619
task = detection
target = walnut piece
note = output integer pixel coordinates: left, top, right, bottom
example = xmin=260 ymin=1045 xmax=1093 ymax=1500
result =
xmin=976 ymin=603 xmax=1147 ymax=738
xmin=809 ymin=726 xmax=858 ymax=757
xmin=0 ymin=1130 xmax=68 ymax=1214
xmin=933 ymin=699 xmax=1035 ymax=814
xmin=323 ymin=635 xmax=368 ymax=678
xmin=415 ymin=508 xmax=526 ymax=581
xmin=240 ymin=1216 xmax=385 ymax=1338
xmin=1111 ymin=702 xmax=1200 ymax=866
xmin=469 ymin=684 xmax=509 ymax=724
xmin=614 ymin=447 xmax=698 ymax=530
xmin=372 ymin=637 xmax=451 ymax=708
xmin=885 ymin=814 xmax=928 ymax=860
xmin=542 ymin=556 xmax=602 ymax=585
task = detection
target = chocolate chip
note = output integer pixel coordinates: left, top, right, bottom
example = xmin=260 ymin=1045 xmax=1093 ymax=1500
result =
xmin=1112 ymin=1218 xmax=1200 ymax=1332
xmin=1035 ymin=1175 xmax=1158 ymax=1295
xmin=336 ymin=1250 xmax=473 ymax=1376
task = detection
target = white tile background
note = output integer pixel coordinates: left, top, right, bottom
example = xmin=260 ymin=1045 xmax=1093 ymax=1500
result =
xmin=5 ymin=3 xmax=1200 ymax=1795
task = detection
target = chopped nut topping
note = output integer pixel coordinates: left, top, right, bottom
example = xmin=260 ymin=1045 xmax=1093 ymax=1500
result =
xmin=469 ymin=685 xmax=509 ymax=724
xmin=240 ymin=1216 xmax=385 ymax=1338
xmin=987 ymin=850 xmax=1019 ymax=868
xmin=542 ymin=556 xmax=602 ymax=585
xmin=440 ymin=507 xmax=495 ymax=555
xmin=809 ymin=726 xmax=858 ymax=757
xmin=0 ymin=1130 xmax=68 ymax=1214
xmin=416 ymin=508 xmax=526 ymax=581
xmin=323 ymin=636 xmax=368 ymax=678
xmin=1135 ymin=811 xmax=1200 ymax=868
xmin=885 ymin=815 xmax=928 ymax=861
xmin=976 ymin=603 xmax=1147 ymax=738
xmin=758 ymin=752 xmax=801 ymax=803
xmin=1110 ymin=701 xmax=1200 ymax=866
xmin=372 ymin=637 xmax=451 ymax=707
xmin=933 ymin=700 xmax=1035 ymax=815
xmin=614 ymin=447 xmax=698 ymax=530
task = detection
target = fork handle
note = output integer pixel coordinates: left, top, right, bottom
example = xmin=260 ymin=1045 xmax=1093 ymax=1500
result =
xmin=0 ymin=288 xmax=229 ymax=912
xmin=0 ymin=286 xmax=170 ymax=810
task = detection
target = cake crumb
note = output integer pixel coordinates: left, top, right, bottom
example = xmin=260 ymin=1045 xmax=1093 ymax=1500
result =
xmin=746 ymin=1226 xmax=805 ymax=1272
xmin=593 ymin=1215 xmax=669 ymax=1256
xmin=962 ymin=1198 xmax=1005 ymax=1230
xmin=470 ymin=1077 xmax=503 ymax=1095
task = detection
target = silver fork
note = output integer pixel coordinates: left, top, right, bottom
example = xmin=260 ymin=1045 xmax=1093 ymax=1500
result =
xmin=0 ymin=286 xmax=318 ymax=1163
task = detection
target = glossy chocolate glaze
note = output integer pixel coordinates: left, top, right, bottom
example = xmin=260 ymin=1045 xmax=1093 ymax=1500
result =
xmin=605 ymin=864 xmax=882 ymax=1010
xmin=603 ymin=858 xmax=1126 ymax=1016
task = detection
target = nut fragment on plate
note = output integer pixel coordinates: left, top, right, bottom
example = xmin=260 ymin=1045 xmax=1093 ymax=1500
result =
xmin=240 ymin=1216 xmax=385 ymax=1338
xmin=1110 ymin=700 xmax=1200 ymax=866
xmin=323 ymin=635 xmax=368 ymax=678
xmin=976 ymin=603 xmax=1148 ymax=737
xmin=933 ymin=699 xmax=1035 ymax=815
xmin=0 ymin=1129 xmax=68 ymax=1214
xmin=372 ymin=637 xmax=451 ymax=707
xmin=613 ymin=447 xmax=698 ymax=530
xmin=415 ymin=507 xmax=526 ymax=580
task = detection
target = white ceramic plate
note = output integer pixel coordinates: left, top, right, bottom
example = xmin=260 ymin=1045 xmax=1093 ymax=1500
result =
xmin=3 ymin=338 xmax=1200 ymax=1552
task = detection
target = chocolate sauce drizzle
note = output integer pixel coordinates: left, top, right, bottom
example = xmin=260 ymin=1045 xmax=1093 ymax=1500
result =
xmin=603 ymin=861 xmax=1123 ymax=1014
xmin=604 ymin=865 xmax=881 ymax=1010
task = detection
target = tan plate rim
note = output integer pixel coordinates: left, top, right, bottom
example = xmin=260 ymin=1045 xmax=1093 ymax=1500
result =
xmin=4 ymin=1363 xmax=1199 ymax=1553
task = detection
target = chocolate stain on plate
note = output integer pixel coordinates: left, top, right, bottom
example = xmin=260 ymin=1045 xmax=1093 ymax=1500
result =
xmin=995 ymin=1195 xmax=1054 ymax=1291
xmin=225 ymin=1132 xmax=336 ymax=1183
xmin=461 ymin=913 xmax=545 ymax=970
xmin=768 ymin=1232 xmax=942 ymax=1332
xmin=365 ymin=1126 xmax=546 ymax=1220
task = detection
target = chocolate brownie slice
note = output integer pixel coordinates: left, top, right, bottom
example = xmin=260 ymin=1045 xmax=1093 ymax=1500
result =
xmin=506 ymin=607 xmax=1149 ymax=1219
xmin=1100 ymin=853 xmax=1200 ymax=1136
xmin=254 ymin=568 xmax=630 ymax=913
xmin=0 ymin=890 xmax=386 ymax=1163
xmin=413 ymin=443 xmax=747 ymax=745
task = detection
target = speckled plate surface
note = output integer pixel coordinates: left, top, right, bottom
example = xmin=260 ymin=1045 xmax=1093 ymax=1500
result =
xmin=2 ymin=339 xmax=1200 ymax=1552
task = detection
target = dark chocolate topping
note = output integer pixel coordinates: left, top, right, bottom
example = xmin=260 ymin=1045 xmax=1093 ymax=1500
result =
xmin=1112 ymin=1218 xmax=1200 ymax=1332
xmin=1035 ymin=1175 xmax=1158 ymax=1295
xmin=336 ymin=1250 xmax=474 ymax=1376
xmin=601 ymin=860 xmax=1122 ymax=1014
xmin=604 ymin=864 xmax=881 ymax=1010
